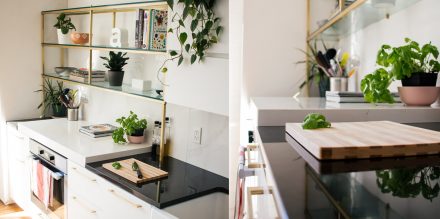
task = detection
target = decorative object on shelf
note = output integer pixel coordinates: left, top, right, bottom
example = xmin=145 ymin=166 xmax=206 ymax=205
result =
xmin=100 ymin=51 xmax=129 ymax=86
xmin=376 ymin=166 xmax=440 ymax=201
xmin=70 ymin=32 xmax=89 ymax=45
xmin=131 ymin=79 xmax=151 ymax=91
xmin=110 ymin=28 xmax=122 ymax=48
xmin=54 ymin=13 xmax=76 ymax=44
xmin=54 ymin=67 xmax=77 ymax=77
xmin=362 ymin=38 xmax=440 ymax=105
xmin=158 ymin=0 xmax=223 ymax=81
xmin=148 ymin=9 xmax=167 ymax=51
xmin=35 ymin=79 xmax=67 ymax=117
xmin=297 ymin=41 xmax=357 ymax=97
xmin=112 ymin=111 xmax=147 ymax=144
xmin=58 ymin=88 xmax=81 ymax=121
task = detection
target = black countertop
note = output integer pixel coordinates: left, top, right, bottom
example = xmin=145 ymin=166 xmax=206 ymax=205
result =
xmin=86 ymin=153 xmax=228 ymax=208
xmin=258 ymin=123 xmax=440 ymax=219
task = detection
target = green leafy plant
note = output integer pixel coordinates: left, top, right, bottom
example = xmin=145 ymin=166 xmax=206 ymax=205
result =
xmin=158 ymin=0 xmax=223 ymax=79
xmin=377 ymin=38 xmax=440 ymax=80
xmin=35 ymin=78 xmax=64 ymax=114
xmin=112 ymin=111 xmax=148 ymax=144
xmin=112 ymin=162 xmax=122 ymax=170
xmin=100 ymin=51 xmax=130 ymax=71
xmin=54 ymin=13 xmax=76 ymax=34
xmin=361 ymin=68 xmax=395 ymax=104
xmin=376 ymin=166 xmax=440 ymax=201
xmin=302 ymin=113 xmax=331 ymax=130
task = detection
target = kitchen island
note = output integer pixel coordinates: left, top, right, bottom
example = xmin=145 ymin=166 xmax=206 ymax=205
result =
xmin=253 ymin=123 xmax=440 ymax=219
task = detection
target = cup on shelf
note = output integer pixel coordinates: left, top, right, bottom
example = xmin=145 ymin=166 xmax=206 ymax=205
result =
xmin=330 ymin=77 xmax=348 ymax=92
xmin=67 ymin=108 xmax=79 ymax=121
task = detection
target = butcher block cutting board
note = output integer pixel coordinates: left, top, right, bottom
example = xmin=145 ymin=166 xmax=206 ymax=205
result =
xmin=103 ymin=158 xmax=168 ymax=184
xmin=286 ymin=121 xmax=440 ymax=160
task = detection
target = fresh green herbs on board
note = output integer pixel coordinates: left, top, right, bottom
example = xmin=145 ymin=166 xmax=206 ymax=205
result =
xmin=112 ymin=162 xmax=122 ymax=170
xmin=302 ymin=113 xmax=331 ymax=130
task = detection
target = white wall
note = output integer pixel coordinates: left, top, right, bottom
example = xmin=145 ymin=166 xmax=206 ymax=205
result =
xmin=339 ymin=0 xmax=440 ymax=92
xmin=0 ymin=0 xmax=67 ymax=204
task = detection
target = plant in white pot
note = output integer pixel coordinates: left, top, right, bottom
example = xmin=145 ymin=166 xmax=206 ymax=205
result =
xmin=100 ymin=51 xmax=130 ymax=86
xmin=112 ymin=111 xmax=148 ymax=144
xmin=54 ymin=13 xmax=76 ymax=44
xmin=362 ymin=38 xmax=440 ymax=105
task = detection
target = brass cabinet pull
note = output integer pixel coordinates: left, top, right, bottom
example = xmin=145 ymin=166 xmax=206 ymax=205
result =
xmin=247 ymin=187 xmax=279 ymax=219
xmin=72 ymin=167 xmax=98 ymax=182
xmin=72 ymin=196 xmax=97 ymax=214
xmin=108 ymin=189 xmax=143 ymax=208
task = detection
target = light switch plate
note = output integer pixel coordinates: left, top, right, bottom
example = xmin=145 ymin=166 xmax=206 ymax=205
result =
xmin=192 ymin=128 xmax=202 ymax=144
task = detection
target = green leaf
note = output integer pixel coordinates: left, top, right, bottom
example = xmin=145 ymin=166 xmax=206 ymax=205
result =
xmin=168 ymin=28 xmax=173 ymax=33
xmin=302 ymin=113 xmax=331 ymax=130
xmin=190 ymin=54 xmax=197 ymax=64
xmin=169 ymin=50 xmax=178 ymax=56
xmin=182 ymin=7 xmax=189 ymax=20
xmin=191 ymin=19 xmax=198 ymax=31
xmin=167 ymin=0 xmax=174 ymax=10
xmin=161 ymin=67 xmax=168 ymax=73
xmin=179 ymin=32 xmax=188 ymax=44
xmin=178 ymin=56 xmax=184 ymax=66
xmin=185 ymin=44 xmax=190 ymax=52
xmin=178 ymin=19 xmax=185 ymax=27
xmin=216 ymin=26 xmax=222 ymax=36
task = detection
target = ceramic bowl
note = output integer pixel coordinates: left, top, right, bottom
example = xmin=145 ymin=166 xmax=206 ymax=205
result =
xmin=127 ymin=135 xmax=145 ymax=144
xmin=70 ymin=32 xmax=89 ymax=45
xmin=398 ymin=86 xmax=440 ymax=106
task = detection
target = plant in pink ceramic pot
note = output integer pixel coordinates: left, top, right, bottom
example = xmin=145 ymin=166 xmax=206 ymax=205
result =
xmin=362 ymin=38 xmax=440 ymax=105
xmin=112 ymin=111 xmax=147 ymax=144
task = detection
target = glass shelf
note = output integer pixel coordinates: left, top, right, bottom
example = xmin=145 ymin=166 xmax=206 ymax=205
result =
xmin=308 ymin=0 xmax=422 ymax=41
xmin=43 ymin=72 xmax=164 ymax=103
xmin=42 ymin=0 xmax=167 ymax=15
xmin=42 ymin=43 xmax=167 ymax=55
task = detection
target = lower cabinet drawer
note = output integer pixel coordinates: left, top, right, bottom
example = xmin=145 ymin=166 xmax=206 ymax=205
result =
xmin=68 ymin=191 xmax=103 ymax=219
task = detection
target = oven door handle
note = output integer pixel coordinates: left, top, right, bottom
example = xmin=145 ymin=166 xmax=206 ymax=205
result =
xmin=31 ymin=155 xmax=65 ymax=181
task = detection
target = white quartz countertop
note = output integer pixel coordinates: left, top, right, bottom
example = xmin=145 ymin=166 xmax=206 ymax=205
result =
xmin=18 ymin=119 xmax=150 ymax=166
xmin=251 ymin=97 xmax=440 ymax=126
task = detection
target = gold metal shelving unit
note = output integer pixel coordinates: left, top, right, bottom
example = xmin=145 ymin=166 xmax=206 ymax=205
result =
xmin=41 ymin=1 xmax=169 ymax=163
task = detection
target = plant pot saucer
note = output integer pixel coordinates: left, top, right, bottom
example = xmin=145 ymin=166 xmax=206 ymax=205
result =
xmin=398 ymin=87 xmax=440 ymax=106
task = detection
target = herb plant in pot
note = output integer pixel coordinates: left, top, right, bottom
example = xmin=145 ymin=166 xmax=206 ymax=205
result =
xmin=113 ymin=111 xmax=147 ymax=144
xmin=54 ymin=13 xmax=76 ymax=44
xmin=100 ymin=51 xmax=129 ymax=86
xmin=35 ymin=79 xmax=67 ymax=117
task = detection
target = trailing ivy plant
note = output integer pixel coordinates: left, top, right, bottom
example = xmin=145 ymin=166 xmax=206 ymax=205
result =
xmin=158 ymin=0 xmax=223 ymax=80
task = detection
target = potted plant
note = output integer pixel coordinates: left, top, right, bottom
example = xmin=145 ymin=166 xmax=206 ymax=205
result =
xmin=100 ymin=51 xmax=130 ymax=86
xmin=35 ymin=78 xmax=67 ymax=117
xmin=112 ymin=111 xmax=147 ymax=144
xmin=362 ymin=38 xmax=440 ymax=105
xmin=54 ymin=13 xmax=76 ymax=44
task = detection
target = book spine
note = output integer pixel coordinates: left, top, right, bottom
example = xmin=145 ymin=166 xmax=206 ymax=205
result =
xmin=138 ymin=9 xmax=144 ymax=48
xmin=135 ymin=19 xmax=139 ymax=48
xmin=142 ymin=10 xmax=149 ymax=49
xmin=148 ymin=10 xmax=155 ymax=50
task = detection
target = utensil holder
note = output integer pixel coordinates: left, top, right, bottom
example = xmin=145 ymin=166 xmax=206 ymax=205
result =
xmin=67 ymin=108 xmax=79 ymax=121
xmin=330 ymin=77 xmax=348 ymax=92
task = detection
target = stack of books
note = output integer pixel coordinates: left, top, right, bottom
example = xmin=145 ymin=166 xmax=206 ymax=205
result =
xmin=69 ymin=68 xmax=106 ymax=83
xmin=326 ymin=91 xmax=401 ymax=103
xmin=135 ymin=9 xmax=167 ymax=51
xmin=79 ymin=124 xmax=118 ymax=138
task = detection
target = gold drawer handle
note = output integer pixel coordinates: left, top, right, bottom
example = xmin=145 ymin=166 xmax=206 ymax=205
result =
xmin=247 ymin=163 xmax=265 ymax=169
xmin=108 ymin=189 xmax=143 ymax=208
xmin=72 ymin=196 xmax=97 ymax=214
xmin=72 ymin=167 xmax=97 ymax=182
xmin=247 ymin=187 xmax=279 ymax=219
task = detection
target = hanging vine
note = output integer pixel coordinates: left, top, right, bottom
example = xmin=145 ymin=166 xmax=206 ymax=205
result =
xmin=158 ymin=0 xmax=223 ymax=81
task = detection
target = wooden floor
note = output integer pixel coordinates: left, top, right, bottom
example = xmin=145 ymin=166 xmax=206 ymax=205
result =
xmin=0 ymin=201 xmax=30 ymax=219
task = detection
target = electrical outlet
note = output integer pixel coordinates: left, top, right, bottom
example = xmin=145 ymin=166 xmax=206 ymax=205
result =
xmin=192 ymin=128 xmax=202 ymax=144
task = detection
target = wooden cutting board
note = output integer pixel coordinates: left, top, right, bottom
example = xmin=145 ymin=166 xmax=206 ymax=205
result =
xmin=103 ymin=158 xmax=168 ymax=184
xmin=286 ymin=121 xmax=440 ymax=160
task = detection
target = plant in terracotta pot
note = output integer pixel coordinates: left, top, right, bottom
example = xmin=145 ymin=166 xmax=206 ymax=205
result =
xmin=100 ymin=51 xmax=129 ymax=86
xmin=112 ymin=111 xmax=147 ymax=144
xmin=35 ymin=78 xmax=67 ymax=117
xmin=362 ymin=38 xmax=440 ymax=105
xmin=54 ymin=13 xmax=76 ymax=44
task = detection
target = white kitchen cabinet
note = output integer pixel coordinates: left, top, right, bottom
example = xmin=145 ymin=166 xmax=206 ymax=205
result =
xmin=152 ymin=207 xmax=178 ymax=219
xmin=68 ymin=190 xmax=103 ymax=219
xmin=6 ymin=122 xmax=31 ymax=209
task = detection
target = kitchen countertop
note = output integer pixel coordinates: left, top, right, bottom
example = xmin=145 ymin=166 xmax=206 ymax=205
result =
xmin=18 ymin=119 xmax=150 ymax=165
xmin=258 ymin=123 xmax=440 ymax=219
xmin=86 ymin=153 xmax=228 ymax=209
xmin=251 ymin=97 xmax=440 ymax=126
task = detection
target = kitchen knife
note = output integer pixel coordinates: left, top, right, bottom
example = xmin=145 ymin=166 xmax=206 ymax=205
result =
xmin=132 ymin=161 xmax=143 ymax=179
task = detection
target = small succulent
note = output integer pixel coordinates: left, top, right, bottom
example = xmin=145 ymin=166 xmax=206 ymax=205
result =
xmin=54 ymin=13 xmax=76 ymax=34
xmin=100 ymin=51 xmax=130 ymax=71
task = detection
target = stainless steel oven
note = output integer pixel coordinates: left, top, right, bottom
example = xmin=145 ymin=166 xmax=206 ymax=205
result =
xmin=29 ymin=140 xmax=67 ymax=219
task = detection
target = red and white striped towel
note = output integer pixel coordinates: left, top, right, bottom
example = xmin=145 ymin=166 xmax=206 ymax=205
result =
xmin=31 ymin=159 xmax=53 ymax=209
